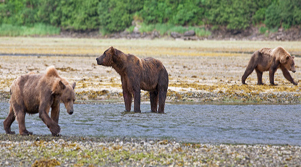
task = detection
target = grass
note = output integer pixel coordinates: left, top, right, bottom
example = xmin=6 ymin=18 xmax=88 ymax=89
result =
xmin=139 ymin=23 xmax=156 ymax=33
xmin=259 ymin=26 xmax=268 ymax=34
xmin=0 ymin=24 xmax=60 ymax=36
xmin=125 ymin=25 xmax=135 ymax=33
xmin=0 ymin=38 xmax=301 ymax=58
xmin=139 ymin=23 xmax=211 ymax=37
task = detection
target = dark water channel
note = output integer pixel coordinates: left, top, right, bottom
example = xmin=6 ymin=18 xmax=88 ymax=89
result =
xmin=0 ymin=102 xmax=301 ymax=145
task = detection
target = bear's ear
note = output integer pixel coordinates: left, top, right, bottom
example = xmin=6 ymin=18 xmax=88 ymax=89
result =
xmin=72 ymin=82 xmax=76 ymax=90
xmin=109 ymin=46 xmax=117 ymax=55
xmin=51 ymin=79 xmax=66 ymax=95
xmin=59 ymin=80 xmax=66 ymax=90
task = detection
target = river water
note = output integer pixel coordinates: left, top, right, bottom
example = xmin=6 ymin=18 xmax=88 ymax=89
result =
xmin=0 ymin=102 xmax=300 ymax=145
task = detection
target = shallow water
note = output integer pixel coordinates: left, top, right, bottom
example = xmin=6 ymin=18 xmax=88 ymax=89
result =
xmin=0 ymin=102 xmax=301 ymax=145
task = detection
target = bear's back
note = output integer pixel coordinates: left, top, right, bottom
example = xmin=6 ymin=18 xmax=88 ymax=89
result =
xmin=11 ymin=74 xmax=43 ymax=96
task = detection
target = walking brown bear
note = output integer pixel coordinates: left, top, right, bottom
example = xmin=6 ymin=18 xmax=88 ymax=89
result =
xmin=96 ymin=46 xmax=169 ymax=113
xmin=242 ymin=46 xmax=298 ymax=85
xmin=3 ymin=66 xmax=76 ymax=136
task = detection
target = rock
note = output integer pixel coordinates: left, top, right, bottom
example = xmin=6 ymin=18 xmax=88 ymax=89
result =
xmin=183 ymin=36 xmax=198 ymax=41
xmin=131 ymin=32 xmax=140 ymax=38
xmin=151 ymin=31 xmax=160 ymax=39
xmin=184 ymin=30 xmax=195 ymax=37
xmin=120 ymin=30 xmax=129 ymax=38
xmin=133 ymin=27 xmax=139 ymax=33
xmin=170 ymin=32 xmax=181 ymax=38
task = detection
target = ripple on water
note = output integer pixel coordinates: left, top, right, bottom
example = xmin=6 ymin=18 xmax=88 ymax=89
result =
xmin=0 ymin=102 xmax=301 ymax=145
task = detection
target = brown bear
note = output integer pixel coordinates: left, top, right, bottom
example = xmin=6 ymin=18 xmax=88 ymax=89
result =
xmin=242 ymin=46 xmax=297 ymax=85
xmin=3 ymin=66 xmax=76 ymax=136
xmin=96 ymin=46 xmax=169 ymax=113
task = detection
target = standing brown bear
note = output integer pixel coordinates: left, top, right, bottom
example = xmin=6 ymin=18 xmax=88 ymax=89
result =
xmin=242 ymin=46 xmax=297 ymax=85
xmin=3 ymin=66 xmax=76 ymax=136
xmin=96 ymin=47 xmax=169 ymax=113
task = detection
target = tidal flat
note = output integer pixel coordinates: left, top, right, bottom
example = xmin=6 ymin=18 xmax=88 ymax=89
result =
xmin=0 ymin=37 xmax=301 ymax=104
xmin=1 ymin=38 xmax=301 ymax=166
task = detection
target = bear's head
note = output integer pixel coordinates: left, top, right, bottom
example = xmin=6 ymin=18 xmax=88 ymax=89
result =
xmin=274 ymin=47 xmax=296 ymax=73
xmin=60 ymin=82 xmax=76 ymax=115
xmin=96 ymin=46 xmax=117 ymax=66
xmin=281 ymin=55 xmax=296 ymax=73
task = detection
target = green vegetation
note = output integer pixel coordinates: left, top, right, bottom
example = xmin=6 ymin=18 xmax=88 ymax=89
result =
xmin=0 ymin=24 xmax=60 ymax=36
xmin=0 ymin=0 xmax=300 ymax=36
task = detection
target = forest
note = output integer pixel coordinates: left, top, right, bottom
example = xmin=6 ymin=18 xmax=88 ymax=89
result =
xmin=0 ymin=0 xmax=301 ymax=36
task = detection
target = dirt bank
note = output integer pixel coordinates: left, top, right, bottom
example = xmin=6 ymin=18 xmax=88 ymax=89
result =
xmin=58 ymin=26 xmax=301 ymax=41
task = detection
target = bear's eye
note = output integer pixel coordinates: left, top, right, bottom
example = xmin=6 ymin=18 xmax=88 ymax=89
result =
xmin=67 ymin=98 xmax=71 ymax=102
xmin=73 ymin=99 xmax=75 ymax=102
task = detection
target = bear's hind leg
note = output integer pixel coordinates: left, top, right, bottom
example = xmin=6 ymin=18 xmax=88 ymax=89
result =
xmin=3 ymin=105 xmax=16 ymax=134
xmin=242 ymin=55 xmax=259 ymax=84
xmin=242 ymin=67 xmax=255 ymax=84
xmin=255 ymin=69 xmax=264 ymax=85
xmin=150 ymin=91 xmax=159 ymax=113
xmin=158 ymin=88 xmax=167 ymax=114
xmin=14 ymin=105 xmax=32 ymax=135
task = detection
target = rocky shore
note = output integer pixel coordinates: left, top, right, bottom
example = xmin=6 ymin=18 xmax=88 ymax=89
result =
xmin=0 ymin=134 xmax=300 ymax=166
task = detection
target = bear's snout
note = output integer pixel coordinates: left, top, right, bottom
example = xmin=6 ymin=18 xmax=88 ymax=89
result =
xmin=68 ymin=110 xmax=73 ymax=115
xmin=96 ymin=57 xmax=102 ymax=65
xmin=291 ymin=67 xmax=296 ymax=73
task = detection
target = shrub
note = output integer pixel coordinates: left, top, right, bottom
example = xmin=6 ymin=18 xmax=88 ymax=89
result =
xmin=0 ymin=24 xmax=60 ymax=36
xmin=259 ymin=26 xmax=268 ymax=34
xmin=264 ymin=2 xmax=281 ymax=29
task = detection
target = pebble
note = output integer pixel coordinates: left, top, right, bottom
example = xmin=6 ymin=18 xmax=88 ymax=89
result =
xmin=0 ymin=135 xmax=301 ymax=166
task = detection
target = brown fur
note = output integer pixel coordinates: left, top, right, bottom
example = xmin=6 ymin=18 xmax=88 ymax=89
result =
xmin=3 ymin=66 xmax=76 ymax=136
xmin=242 ymin=46 xmax=297 ymax=85
xmin=96 ymin=47 xmax=169 ymax=113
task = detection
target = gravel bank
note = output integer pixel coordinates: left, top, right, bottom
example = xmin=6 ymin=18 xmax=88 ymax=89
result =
xmin=0 ymin=134 xmax=300 ymax=166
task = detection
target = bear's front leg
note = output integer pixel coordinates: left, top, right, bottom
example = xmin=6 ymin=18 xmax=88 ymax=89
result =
xmin=280 ymin=66 xmax=298 ymax=85
xmin=133 ymin=89 xmax=141 ymax=113
xmin=122 ymin=77 xmax=132 ymax=112
xmin=39 ymin=105 xmax=61 ymax=136
xmin=123 ymin=90 xmax=132 ymax=112
xmin=51 ymin=104 xmax=60 ymax=124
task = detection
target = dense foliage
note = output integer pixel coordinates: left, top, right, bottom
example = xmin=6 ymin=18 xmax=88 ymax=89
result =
xmin=0 ymin=0 xmax=300 ymax=34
